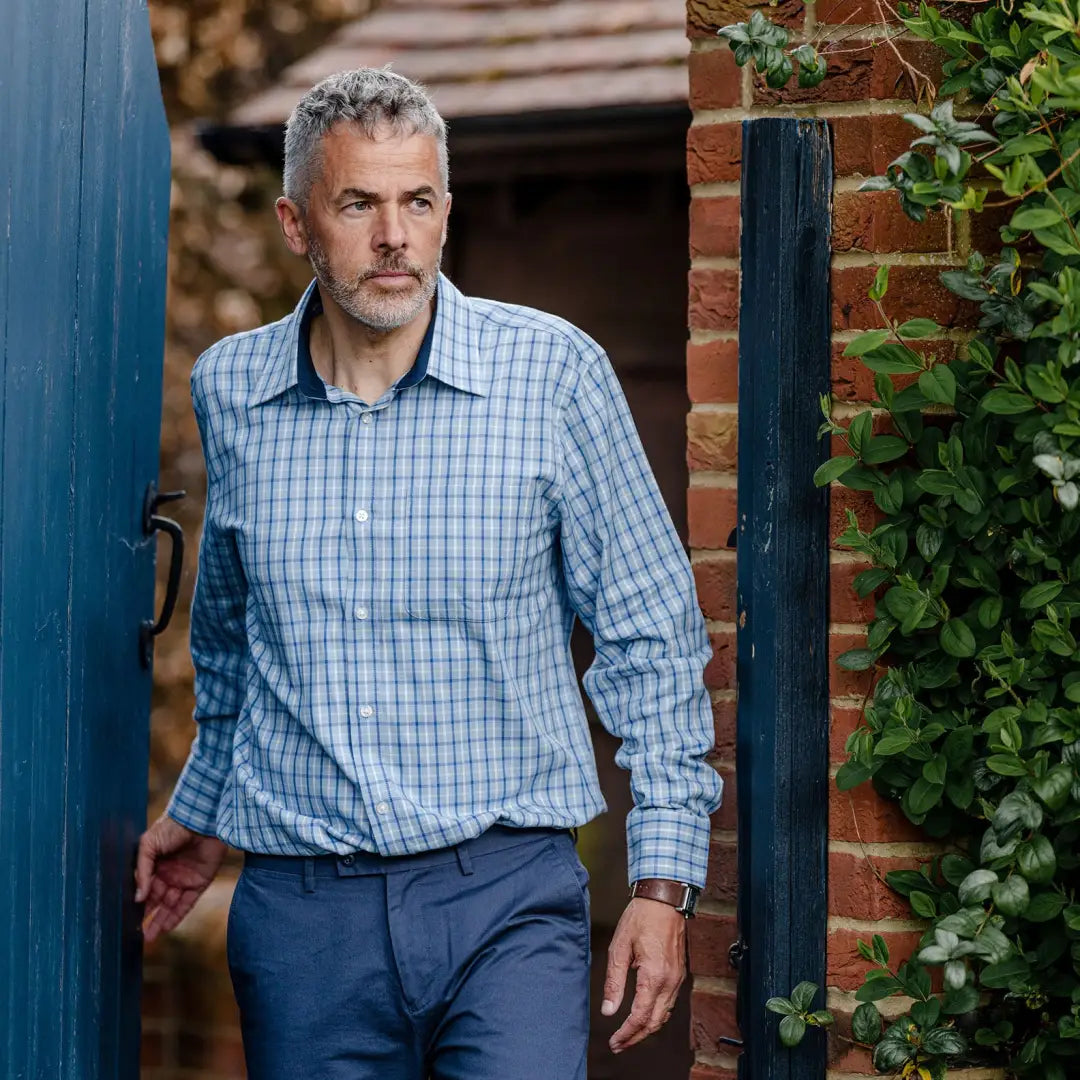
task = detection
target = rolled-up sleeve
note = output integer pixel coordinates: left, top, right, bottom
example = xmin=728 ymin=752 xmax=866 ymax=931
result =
xmin=165 ymin=364 xmax=248 ymax=837
xmin=556 ymin=345 xmax=723 ymax=887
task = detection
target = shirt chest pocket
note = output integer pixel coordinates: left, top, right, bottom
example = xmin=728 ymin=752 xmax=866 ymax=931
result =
xmin=400 ymin=479 xmax=550 ymax=621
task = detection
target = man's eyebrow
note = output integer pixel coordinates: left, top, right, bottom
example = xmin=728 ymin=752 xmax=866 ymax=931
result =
xmin=336 ymin=187 xmax=380 ymax=203
xmin=406 ymin=185 xmax=438 ymax=199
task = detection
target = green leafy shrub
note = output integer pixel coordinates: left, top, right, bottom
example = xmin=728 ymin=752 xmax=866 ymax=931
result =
xmin=715 ymin=0 xmax=1080 ymax=1075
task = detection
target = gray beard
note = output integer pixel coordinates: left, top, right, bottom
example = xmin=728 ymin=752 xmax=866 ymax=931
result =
xmin=307 ymin=235 xmax=440 ymax=332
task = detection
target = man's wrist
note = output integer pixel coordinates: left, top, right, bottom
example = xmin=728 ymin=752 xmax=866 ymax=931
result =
xmin=629 ymin=878 xmax=701 ymax=918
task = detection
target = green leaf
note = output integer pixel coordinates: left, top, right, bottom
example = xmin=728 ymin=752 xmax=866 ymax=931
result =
xmin=789 ymin=981 xmax=818 ymax=1012
xmin=958 ymin=868 xmax=998 ymax=905
xmin=868 ymin=264 xmax=889 ymax=302
xmin=941 ymin=854 xmax=976 ymax=887
xmin=923 ymin=753 xmax=947 ymax=785
xmin=1024 ymin=890 xmax=1067 ymax=921
xmin=942 ymin=727 xmax=974 ymax=767
xmin=1020 ymin=580 xmax=1063 ymax=608
xmin=980 ymin=954 xmax=1031 ymax=989
xmin=904 ymin=777 xmax=944 ymax=816
xmin=919 ymin=365 xmax=957 ymax=405
xmin=940 ymin=619 xmax=977 ymax=658
xmin=978 ymin=596 xmax=1003 ymax=629
xmin=814 ymin=455 xmax=857 ymax=486
xmin=843 ymin=329 xmax=890 ymax=356
xmin=1031 ymin=764 xmax=1072 ymax=811
xmin=1025 ymin=365 xmax=1067 ymax=403
xmin=862 ymin=344 xmax=925 ymax=374
xmin=873 ymin=1036 xmax=915 ymax=1070
xmin=922 ymin=1027 xmax=967 ymax=1056
xmin=916 ymin=523 xmax=943 ymax=561
xmin=992 ymin=874 xmax=1030 ymax=916
xmin=765 ymin=995 xmax=797 ymax=1015
xmin=855 ymin=976 xmax=902 ymax=1002
xmin=1016 ymin=835 xmax=1057 ymax=884
xmin=875 ymin=729 xmax=915 ymax=755
xmin=942 ymin=983 xmax=980 ymax=1014
xmin=987 ymin=754 xmax=1029 ymax=776
xmin=862 ymin=435 xmax=910 ymax=464
xmin=854 ymin=568 xmax=891 ymax=597
xmin=910 ymin=889 xmax=937 ymax=918
xmin=778 ymin=1014 xmax=807 ymax=1047
xmin=848 ymin=410 xmax=873 ymax=455
xmin=1010 ymin=205 xmax=1064 ymax=230
xmin=836 ymin=759 xmax=873 ymax=790
xmin=851 ymin=1001 xmax=883 ymax=1045
xmin=897 ymin=318 xmax=940 ymax=339
xmin=981 ymin=388 xmax=1035 ymax=415
xmin=836 ymin=648 xmax=877 ymax=671
xmin=872 ymin=933 xmax=890 ymax=965
xmin=941 ymin=269 xmax=987 ymax=302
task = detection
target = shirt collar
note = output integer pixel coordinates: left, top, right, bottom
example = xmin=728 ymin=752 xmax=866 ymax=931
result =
xmin=248 ymin=271 xmax=489 ymax=406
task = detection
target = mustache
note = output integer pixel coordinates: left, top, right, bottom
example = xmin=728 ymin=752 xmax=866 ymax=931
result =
xmin=359 ymin=258 xmax=424 ymax=281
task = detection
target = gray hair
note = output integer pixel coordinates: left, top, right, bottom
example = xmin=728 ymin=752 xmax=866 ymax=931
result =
xmin=283 ymin=67 xmax=449 ymax=209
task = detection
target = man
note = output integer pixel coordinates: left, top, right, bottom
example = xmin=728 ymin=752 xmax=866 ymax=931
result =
xmin=135 ymin=68 xmax=722 ymax=1080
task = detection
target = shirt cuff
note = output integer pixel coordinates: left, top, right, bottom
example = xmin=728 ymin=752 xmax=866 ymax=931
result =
xmin=164 ymin=719 xmax=235 ymax=838
xmin=625 ymin=804 xmax=716 ymax=889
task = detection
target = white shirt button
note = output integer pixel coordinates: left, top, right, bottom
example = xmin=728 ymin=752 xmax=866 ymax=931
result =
xmin=361 ymin=412 xmax=373 ymax=424
xmin=354 ymin=606 xmax=368 ymax=620
xmin=375 ymin=801 xmax=390 ymax=815
xmin=359 ymin=704 xmax=374 ymax=718
xmin=354 ymin=508 xmax=369 ymax=523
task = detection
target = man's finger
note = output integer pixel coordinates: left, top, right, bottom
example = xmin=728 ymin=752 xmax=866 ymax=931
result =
xmin=609 ymin=976 xmax=661 ymax=1053
xmin=601 ymin=935 xmax=631 ymax=1017
xmin=645 ymin=977 xmax=683 ymax=1036
xmin=134 ymin=835 xmax=156 ymax=904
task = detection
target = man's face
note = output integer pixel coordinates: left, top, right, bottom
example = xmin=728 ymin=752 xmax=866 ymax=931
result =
xmin=285 ymin=122 xmax=450 ymax=332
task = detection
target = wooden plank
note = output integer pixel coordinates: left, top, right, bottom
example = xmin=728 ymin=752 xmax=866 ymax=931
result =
xmin=0 ymin=1 xmax=169 ymax=1076
xmin=69 ymin=2 xmax=169 ymax=1075
xmin=0 ymin=3 xmax=86 ymax=1073
xmin=734 ymin=117 xmax=833 ymax=1080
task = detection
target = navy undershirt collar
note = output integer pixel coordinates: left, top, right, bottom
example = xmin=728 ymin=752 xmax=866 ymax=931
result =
xmin=296 ymin=286 xmax=437 ymax=400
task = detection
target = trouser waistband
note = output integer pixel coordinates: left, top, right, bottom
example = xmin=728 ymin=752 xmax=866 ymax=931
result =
xmin=242 ymin=824 xmax=574 ymax=881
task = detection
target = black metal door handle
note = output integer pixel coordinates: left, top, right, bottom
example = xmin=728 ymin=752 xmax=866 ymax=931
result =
xmin=140 ymin=481 xmax=186 ymax=667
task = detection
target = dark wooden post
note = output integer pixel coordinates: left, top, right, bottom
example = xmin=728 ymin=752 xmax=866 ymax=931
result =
xmin=0 ymin=2 xmax=170 ymax=1076
xmin=734 ymin=117 xmax=833 ymax=1080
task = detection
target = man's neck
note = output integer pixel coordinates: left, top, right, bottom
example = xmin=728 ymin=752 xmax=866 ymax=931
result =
xmin=308 ymin=286 xmax=434 ymax=401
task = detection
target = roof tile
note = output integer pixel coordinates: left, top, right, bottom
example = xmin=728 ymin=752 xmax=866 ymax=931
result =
xmin=228 ymin=0 xmax=689 ymax=124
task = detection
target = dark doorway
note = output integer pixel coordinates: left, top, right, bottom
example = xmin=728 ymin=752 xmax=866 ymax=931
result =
xmin=444 ymin=154 xmax=694 ymax=1080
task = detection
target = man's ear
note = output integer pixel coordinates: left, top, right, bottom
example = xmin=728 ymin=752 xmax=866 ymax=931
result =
xmin=275 ymin=196 xmax=308 ymax=257
xmin=441 ymin=190 xmax=452 ymax=247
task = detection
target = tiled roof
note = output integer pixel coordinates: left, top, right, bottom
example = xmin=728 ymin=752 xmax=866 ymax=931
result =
xmin=229 ymin=0 xmax=688 ymax=127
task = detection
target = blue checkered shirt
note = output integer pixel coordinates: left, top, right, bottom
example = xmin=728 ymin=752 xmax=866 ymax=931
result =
xmin=165 ymin=273 xmax=722 ymax=886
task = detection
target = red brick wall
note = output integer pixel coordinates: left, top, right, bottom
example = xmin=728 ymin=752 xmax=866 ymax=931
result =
xmin=683 ymin=2 xmax=982 ymax=1076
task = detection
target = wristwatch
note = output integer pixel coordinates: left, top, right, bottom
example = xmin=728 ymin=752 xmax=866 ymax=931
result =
xmin=630 ymin=878 xmax=701 ymax=918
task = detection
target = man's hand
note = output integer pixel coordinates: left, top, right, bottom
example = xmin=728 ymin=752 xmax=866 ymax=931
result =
xmin=601 ymin=897 xmax=687 ymax=1053
xmin=134 ymin=813 xmax=229 ymax=942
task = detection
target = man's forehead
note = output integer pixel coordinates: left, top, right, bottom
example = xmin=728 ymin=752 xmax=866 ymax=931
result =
xmin=318 ymin=122 xmax=440 ymax=179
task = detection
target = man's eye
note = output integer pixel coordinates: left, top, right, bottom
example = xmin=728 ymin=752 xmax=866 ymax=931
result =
xmin=351 ymin=201 xmax=369 ymax=211
xmin=412 ymin=198 xmax=431 ymax=209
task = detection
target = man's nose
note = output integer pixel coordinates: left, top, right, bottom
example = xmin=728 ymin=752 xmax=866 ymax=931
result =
xmin=373 ymin=205 xmax=407 ymax=250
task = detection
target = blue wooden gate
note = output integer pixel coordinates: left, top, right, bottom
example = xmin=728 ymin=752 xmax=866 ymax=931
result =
xmin=0 ymin=1 xmax=171 ymax=1076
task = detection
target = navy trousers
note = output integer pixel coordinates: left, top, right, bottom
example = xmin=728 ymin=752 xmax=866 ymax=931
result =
xmin=226 ymin=825 xmax=591 ymax=1079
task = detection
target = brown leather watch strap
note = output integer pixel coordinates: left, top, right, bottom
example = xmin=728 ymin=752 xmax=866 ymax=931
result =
xmin=630 ymin=878 xmax=692 ymax=911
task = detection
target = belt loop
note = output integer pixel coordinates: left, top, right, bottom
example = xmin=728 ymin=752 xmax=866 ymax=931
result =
xmin=302 ymin=856 xmax=316 ymax=893
xmin=570 ymin=826 xmax=579 ymax=845
xmin=456 ymin=844 xmax=474 ymax=876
